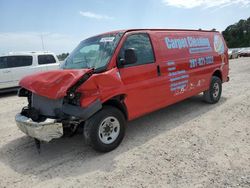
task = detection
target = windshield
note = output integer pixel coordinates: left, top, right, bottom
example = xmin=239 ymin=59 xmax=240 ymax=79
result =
xmin=62 ymin=33 xmax=123 ymax=70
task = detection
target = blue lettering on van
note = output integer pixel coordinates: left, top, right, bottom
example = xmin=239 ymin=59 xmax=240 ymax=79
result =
xmin=167 ymin=61 xmax=175 ymax=66
xmin=189 ymin=56 xmax=214 ymax=68
xmin=168 ymin=67 xmax=176 ymax=71
xmin=171 ymin=80 xmax=188 ymax=87
xmin=187 ymin=37 xmax=210 ymax=48
xmin=165 ymin=37 xmax=189 ymax=49
xmin=171 ymin=83 xmax=187 ymax=91
xmin=169 ymin=70 xmax=186 ymax=77
xmin=170 ymin=75 xmax=189 ymax=82
xmin=165 ymin=36 xmax=211 ymax=54
xmin=166 ymin=60 xmax=189 ymax=93
xmin=189 ymin=46 xmax=212 ymax=54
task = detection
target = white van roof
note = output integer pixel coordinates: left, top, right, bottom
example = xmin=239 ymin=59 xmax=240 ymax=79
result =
xmin=1 ymin=51 xmax=55 ymax=56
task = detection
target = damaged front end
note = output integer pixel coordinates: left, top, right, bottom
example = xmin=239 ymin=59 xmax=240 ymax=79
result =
xmin=15 ymin=113 xmax=63 ymax=142
xmin=15 ymin=69 xmax=102 ymax=143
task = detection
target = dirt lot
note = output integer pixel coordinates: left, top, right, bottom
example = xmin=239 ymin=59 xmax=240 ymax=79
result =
xmin=0 ymin=57 xmax=249 ymax=188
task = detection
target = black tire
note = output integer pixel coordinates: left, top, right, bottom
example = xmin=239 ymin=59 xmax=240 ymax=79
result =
xmin=84 ymin=106 xmax=126 ymax=152
xmin=203 ymin=76 xmax=222 ymax=104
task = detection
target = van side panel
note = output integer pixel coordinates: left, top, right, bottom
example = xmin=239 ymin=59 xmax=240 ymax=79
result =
xmin=149 ymin=30 xmax=228 ymax=108
xmin=79 ymin=30 xmax=228 ymax=121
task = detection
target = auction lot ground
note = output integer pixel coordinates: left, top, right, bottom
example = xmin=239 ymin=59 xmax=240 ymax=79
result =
xmin=0 ymin=57 xmax=249 ymax=188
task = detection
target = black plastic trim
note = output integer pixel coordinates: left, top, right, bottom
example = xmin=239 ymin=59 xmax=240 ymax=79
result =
xmin=62 ymin=99 xmax=102 ymax=121
xmin=157 ymin=65 xmax=161 ymax=76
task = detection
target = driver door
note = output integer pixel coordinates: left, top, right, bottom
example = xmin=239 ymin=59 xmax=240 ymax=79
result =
xmin=118 ymin=33 xmax=165 ymax=119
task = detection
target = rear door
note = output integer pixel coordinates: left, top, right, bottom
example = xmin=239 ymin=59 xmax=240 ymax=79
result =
xmin=157 ymin=31 xmax=213 ymax=103
xmin=0 ymin=56 xmax=14 ymax=89
xmin=118 ymin=33 xmax=166 ymax=119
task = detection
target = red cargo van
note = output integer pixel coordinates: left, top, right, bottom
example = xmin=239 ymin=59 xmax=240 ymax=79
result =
xmin=16 ymin=29 xmax=229 ymax=152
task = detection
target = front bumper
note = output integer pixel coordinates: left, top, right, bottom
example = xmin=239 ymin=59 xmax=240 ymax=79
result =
xmin=15 ymin=113 xmax=63 ymax=142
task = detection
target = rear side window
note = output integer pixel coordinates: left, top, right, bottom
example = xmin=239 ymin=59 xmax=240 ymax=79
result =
xmin=0 ymin=57 xmax=8 ymax=69
xmin=0 ymin=56 xmax=32 ymax=69
xmin=119 ymin=33 xmax=155 ymax=66
xmin=38 ymin=55 xmax=56 ymax=65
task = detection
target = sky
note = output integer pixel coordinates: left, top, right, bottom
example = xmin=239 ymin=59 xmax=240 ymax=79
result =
xmin=0 ymin=0 xmax=250 ymax=55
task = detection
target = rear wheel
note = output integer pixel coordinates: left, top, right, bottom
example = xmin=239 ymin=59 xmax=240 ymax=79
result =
xmin=84 ymin=106 xmax=126 ymax=152
xmin=203 ymin=76 xmax=222 ymax=104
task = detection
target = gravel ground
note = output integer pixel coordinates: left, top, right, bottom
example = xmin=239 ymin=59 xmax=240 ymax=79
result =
xmin=0 ymin=57 xmax=249 ymax=188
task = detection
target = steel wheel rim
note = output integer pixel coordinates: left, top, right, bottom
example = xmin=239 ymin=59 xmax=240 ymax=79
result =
xmin=98 ymin=116 xmax=120 ymax=144
xmin=213 ymin=82 xmax=220 ymax=98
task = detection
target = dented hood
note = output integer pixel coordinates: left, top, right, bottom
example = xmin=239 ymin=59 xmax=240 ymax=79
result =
xmin=19 ymin=69 xmax=92 ymax=99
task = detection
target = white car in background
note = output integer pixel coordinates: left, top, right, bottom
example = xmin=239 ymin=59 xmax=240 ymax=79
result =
xmin=0 ymin=52 xmax=60 ymax=92
xmin=228 ymin=49 xmax=239 ymax=59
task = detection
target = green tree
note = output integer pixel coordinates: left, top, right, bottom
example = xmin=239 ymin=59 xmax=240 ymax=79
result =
xmin=57 ymin=53 xmax=69 ymax=61
xmin=222 ymin=17 xmax=250 ymax=48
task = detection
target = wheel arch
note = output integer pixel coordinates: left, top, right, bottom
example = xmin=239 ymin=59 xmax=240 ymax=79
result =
xmin=102 ymin=94 xmax=128 ymax=120
xmin=212 ymin=69 xmax=222 ymax=81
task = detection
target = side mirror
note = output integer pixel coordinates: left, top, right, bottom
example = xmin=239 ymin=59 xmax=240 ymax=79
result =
xmin=124 ymin=48 xmax=137 ymax=65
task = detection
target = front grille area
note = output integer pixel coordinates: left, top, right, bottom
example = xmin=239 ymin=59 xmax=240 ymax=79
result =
xmin=31 ymin=93 xmax=63 ymax=117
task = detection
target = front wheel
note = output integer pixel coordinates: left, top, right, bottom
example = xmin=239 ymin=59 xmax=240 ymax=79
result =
xmin=84 ymin=106 xmax=126 ymax=152
xmin=203 ymin=76 xmax=222 ymax=104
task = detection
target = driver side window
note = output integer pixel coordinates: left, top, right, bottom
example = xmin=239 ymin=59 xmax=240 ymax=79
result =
xmin=119 ymin=33 xmax=155 ymax=67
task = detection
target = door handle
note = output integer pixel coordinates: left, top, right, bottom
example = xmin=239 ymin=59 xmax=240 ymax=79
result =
xmin=157 ymin=65 xmax=161 ymax=76
xmin=3 ymin=70 xmax=11 ymax=73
